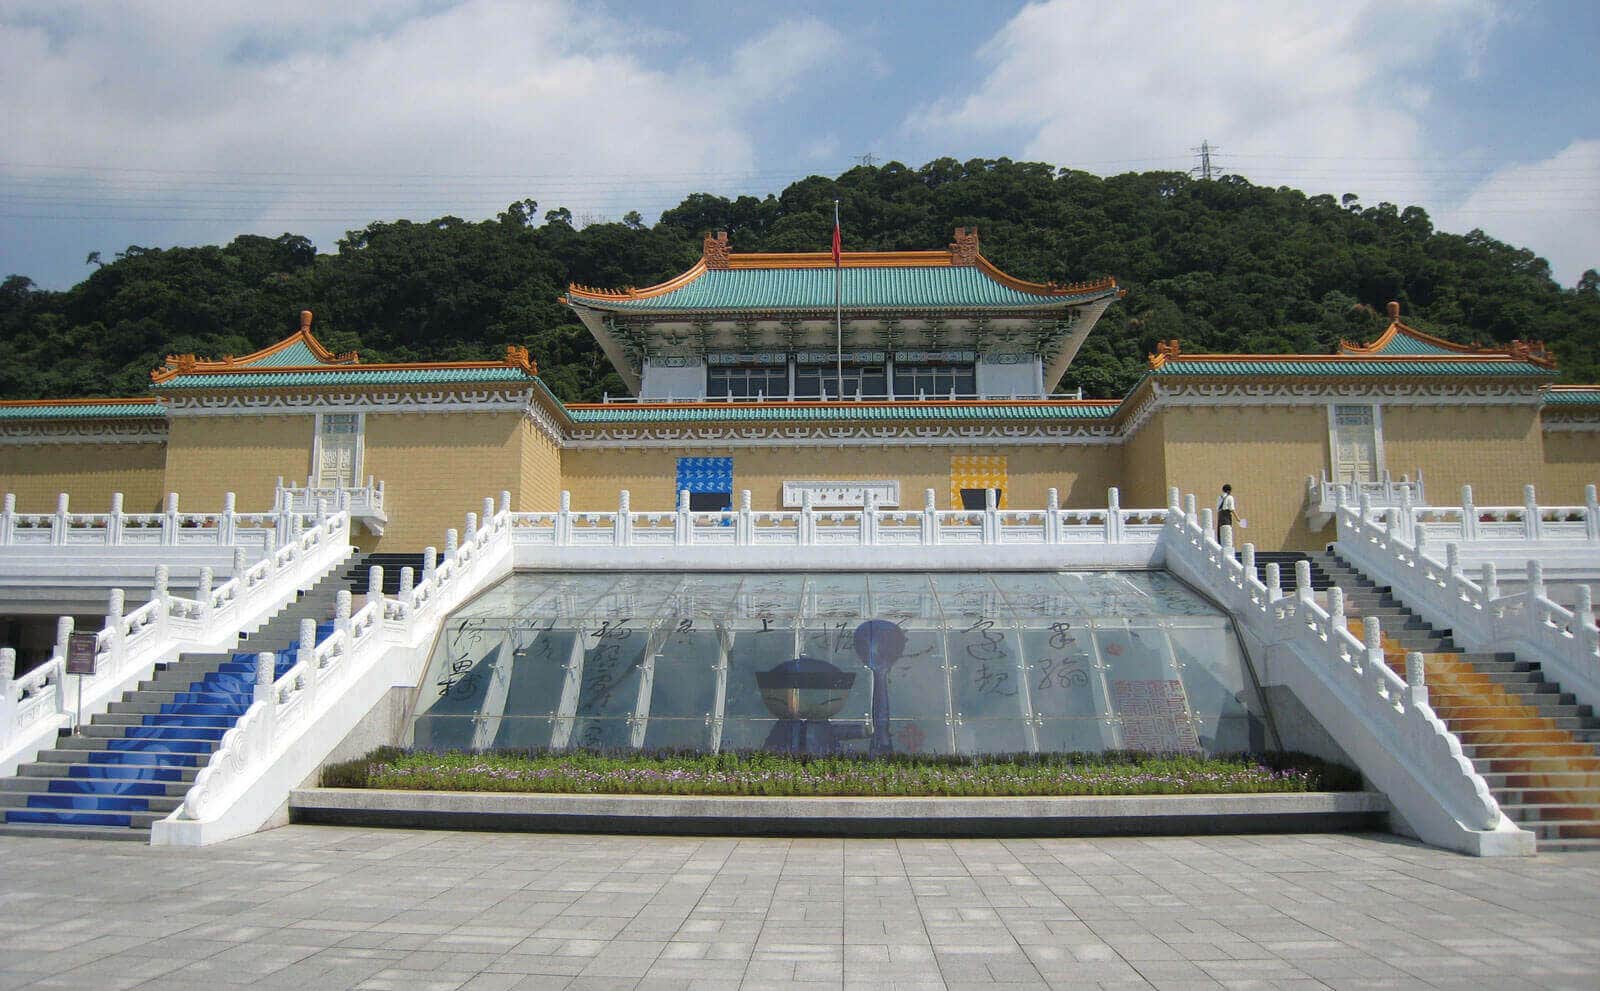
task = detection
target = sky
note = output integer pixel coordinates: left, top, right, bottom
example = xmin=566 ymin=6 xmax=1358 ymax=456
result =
xmin=2 ymin=0 xmax=1598 ymax=290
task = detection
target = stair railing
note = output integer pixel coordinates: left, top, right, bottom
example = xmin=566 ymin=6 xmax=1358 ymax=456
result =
xmin=167 ymin=494 xmax=515 ymax=839
xmin=1162 ymin=487 xmax=1526 ymax=855
xmin=0 ymin=509 xmax=354 ymax=776
xmin=1335 ymin=484 xmax=1600 ymax=711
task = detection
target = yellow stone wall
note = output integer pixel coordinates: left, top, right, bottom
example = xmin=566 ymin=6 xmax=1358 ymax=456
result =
xmin=164 ymin=414 xmax=314 ymax=512
xmin=558 ymin=444 xmax=1123 ymax=512
xmin=1119 ymin=410 xmax=1167 ymax=510
xmin=0 ymin=441 xmax=168 ymax=513
xmin=1383 ymin=405 xmax=1544 ymax=506
xmin=1534 ymin=428 xmax=1599 ymax=505
xmin=362 ymin=411 xmax=524 ymax=550
xmin=519 ymin=418 xmax=562 ymax=511
xmin=1153 ymin=406 xmax=1330 ymax=552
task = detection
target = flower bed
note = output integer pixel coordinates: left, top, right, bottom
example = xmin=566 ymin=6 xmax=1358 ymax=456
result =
xmin=322 ymin=748 xmax=1360 ymax=797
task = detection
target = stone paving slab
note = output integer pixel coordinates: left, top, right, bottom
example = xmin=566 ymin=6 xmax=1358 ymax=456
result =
xmin=0 ymin=828 xmax=1597 ymax=990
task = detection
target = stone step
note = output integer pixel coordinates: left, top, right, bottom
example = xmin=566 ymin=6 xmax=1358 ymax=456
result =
xmin=1455 ymin=728 xmax=1600 ymax=745
xmin=52 ymin=735 xmax=220 ymax=755
xmin=1463 ymin=741 xmax=1599 ymax=759
xmin=91 ymin=712 xmax=238 ymax=729
xmin=0 ymin=775 xmax=191 ymax=797
xmin=0 ymin=808 xmax=165 ymax=830
xmin=1499 ymin=804 xmax=1600 ymax=824
xmin=0 ymin=791 xmax=182 ymax=814
xmin=0 ymin=822 xmax=150 ymax=841
xmin=1449 ymin=716 xmax=1598 ymax=732
xmin=17 ymin=761 xmax=200 ymax=782
xmin=1481 ymin=771 xmax=1600 ymax=790
xmin=1497 ymin=788 xmax=1600 ymax=806
xmin=1438 ymin=703 xmax=1593 ymax=720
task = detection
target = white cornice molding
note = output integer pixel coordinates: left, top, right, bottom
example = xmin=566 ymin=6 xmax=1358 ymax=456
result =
xmin=161 ymin=388 xmax=536 ymax=417
xmin=564 ymin=422 xmax=1118 ymax=449
xmin=0 ymin=421 xmax=168 ymax=445
xmin=1542 ymin=417 xmax=1600 ymax=432
xmin=522 ymin=395 xmax=566 ymax=446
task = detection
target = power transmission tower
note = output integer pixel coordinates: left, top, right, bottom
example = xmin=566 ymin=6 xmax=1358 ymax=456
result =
xmin=856 ymin=153 xmax=877 ymax=167
xmin=1190 ymin=140 xmax=1219 ymax=180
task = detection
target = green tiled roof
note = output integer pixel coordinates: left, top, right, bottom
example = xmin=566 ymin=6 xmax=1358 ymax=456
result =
xmin=572 ymin=267 xmax=1113 ymax=312
xmin=0 ymin=401 xmax=166 ymax=420
xmin=1153 ymin=359 xmax=1553 ymax=377
xmin=1358 ymin=333 xmax=1464 ymax=356
xmin=1545 ymin=388 xmax=1600 ymax=406
xmin=155 ymin=367 xmax=536 ymax=389
xmin=248 ymin=339 xmax=324 ymax=367
xmin=567 ymin=402 xmax=1120 ymax=424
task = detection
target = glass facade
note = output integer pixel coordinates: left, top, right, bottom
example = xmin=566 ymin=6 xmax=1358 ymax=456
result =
xmin=407 ymin=571 xmax=1274 ymax=757
xmin=894 ymin=364 xmax=975 ymax=399
xmin=794 ymin=364 xmax=888 ymax=400
xmin=707 ymin=365 xmax=787 ymax=399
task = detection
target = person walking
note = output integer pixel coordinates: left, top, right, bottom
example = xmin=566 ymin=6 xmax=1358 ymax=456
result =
xmin=1216 ymin=484 xmax=1237 ymax=542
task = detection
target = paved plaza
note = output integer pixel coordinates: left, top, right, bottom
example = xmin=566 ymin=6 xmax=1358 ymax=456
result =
xmin=0 ymin=827 xmax=1597 ymax=990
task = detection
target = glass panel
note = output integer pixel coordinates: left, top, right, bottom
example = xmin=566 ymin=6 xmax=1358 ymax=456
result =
xmin=408 ymin=570 xmax=1273 ymax=759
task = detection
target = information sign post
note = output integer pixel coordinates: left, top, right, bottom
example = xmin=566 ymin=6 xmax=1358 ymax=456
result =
xmin=65 ymin=632 xmax=97 ymax=730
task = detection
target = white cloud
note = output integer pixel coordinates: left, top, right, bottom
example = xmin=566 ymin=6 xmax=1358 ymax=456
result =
xmin=0 ymin=1 xmax=846 ymax=256
xmin=1442 ymin=140 xmax=1600 ymax=286
xmin=906 ymin=0 xmax=1503 ymax=229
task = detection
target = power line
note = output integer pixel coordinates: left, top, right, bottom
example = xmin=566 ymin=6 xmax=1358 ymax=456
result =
xmin=1191 ymin=140 xmax=1220 ymax=181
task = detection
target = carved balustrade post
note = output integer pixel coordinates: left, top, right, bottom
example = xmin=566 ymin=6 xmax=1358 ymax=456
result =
xmin=1413 ymin=524 xmax=1429 ymax=566
xmin=1183 ymin=492 xmax=1197 ymax=523
xmin=738 ymin=490 xmax=752 ymax=545
xmin=219 ymin=492 xmax=236 ymax=545
xmin=616 ymin=490 xmax=631 ymax=547
xmin=860 ymin=491 xmax=876 ymax=547
xmin=1241 ymin=543 xmax=1257 ymax=590
xmin=108 ymin=492 xmax=124 ymax=545
xmin=105 ymin=588 xmax=126 ymax=674
xmin=1523 ymin=484 xmax=1540 ymax=541
xmin=557 ymin=491 xmax=572 ymax=545
xmin=1574 ymin=586 xmax=1597 ymax=660
xmin=1363 ymin=616 xmax=1384 ymax=676
xmin=983 ymin=485 xmax=999 ymax=545
xmin=1220 ymin=521 xmax=1234 ymax=560
xmin=445 ymin=528 xmax=458 ymax=558
xmin=1294 ymin=560 xmax=1313 ymax=604
xmin=1200 ymin=508 xmax=1215 ymax=546
xmin=1461 ymin=485 xmax=1478 ymax=542
xmin=1586 ymin=484 xmax=1600 ymax=543
xmin=261 ymin=532 xmax=277 ymax=576
xmin=499 ymin=490 xmax=510 ymax=517
xmin=1265 ymin=563 xmax=1282 ymax=603
xmin=922 ymin=489 xmax=938 ymax=546
xmin=464 ymin=512 xmax=478 ymax=544
xmin=1168 ymin=486 xmax=1181 ymax=511
xmin=398 ymin=567 xmax=414 ymax=609
xmin=52 ymin=617 xmax=72 ymax=716
xmin=0 ymin=493 xmax=13 ymax=545
xmin=1405 ymin=651 xmax=1428 ymax=710
xmin=367 ymin=567 xmax=384 ymax=616
xmin=0 ymin=646 xmax=13 ymax=707
xmin=676 ymin=489 xmax=691 ymax=545
xmin=1482 ymin=562 xmax=1499 ymax=602
xmin=1328 ymin=586 xmax=1347 ymax=638
xmin=1528 ymin=560 xmax=1546 ymax=601
xmin=53 ymin=493 xmax=69 ymax=547
xmin=197 ymin=567 xmax=213 ymax=620
xmin=1398 ymin=484 xmax=1415 ymax=543
xmin=254 ymin=651 xmax=276 ymax=706
xmin=801 ymin=490 xmax=815 ymax=546
xmin=1045 ymin=488 xmax=1060 ymax=544
xmin=1107 ymin=487 xmax=1122 ymax=544
xmin=422 ymin=547 xmax=437 ymax=584
xmin=298 ymin=618 xmax=318 ymax=709
xmin=164 ymin=492 xmax=180 ymax=547
xmin=335 ymin=590 xmax=352 ymax=648
xmin=483 ymin=497 xmax=496 ymax=533
xmin=152 ymin=566 xmax=170 ymax=637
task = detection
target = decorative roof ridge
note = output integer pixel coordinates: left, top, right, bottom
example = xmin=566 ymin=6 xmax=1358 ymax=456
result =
xmin=564 ymin=397 xmax=1120 ymax=412
xmin=150 ymin=310 xmax=361 ymax=383
xmin=0 ymin=396 xmax=161 ymax=408
xmin=561 ymin=228 xmax=1120 ymax=303
xmin=1338 ymin=301 xmax=1558 ymax=368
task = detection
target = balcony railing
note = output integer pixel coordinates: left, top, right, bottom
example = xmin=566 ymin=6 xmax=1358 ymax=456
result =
xmin=1305 ymin=469 xmax=1425 ymax=529
xmin=275 ymin=477 xmax=387 ymax=535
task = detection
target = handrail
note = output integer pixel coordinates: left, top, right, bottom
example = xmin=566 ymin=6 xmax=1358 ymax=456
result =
xmin=1335 ymin=483 xmax=1600 ymax=710
xmin=169 ymin=494 xmax=515 ymax=832
xmin=1163 ymin=487 xmax=1521 ymax=853
xmin=508 ymin=487 xmax=1165 ymax=548
xmin=1 ymin=508 xmax=353 ymax=772
xmin=0 ymin=490 xmax=303 ymax=548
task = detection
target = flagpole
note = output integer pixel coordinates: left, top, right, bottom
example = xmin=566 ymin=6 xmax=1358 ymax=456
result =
xmin=834 ymin=199 xmax=843 ymax=400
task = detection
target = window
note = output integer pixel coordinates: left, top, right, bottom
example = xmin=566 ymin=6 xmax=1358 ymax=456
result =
xmin=894 ymin=364 xmax=975 ymax=399
xmin=707 ymin=365 xmax=787 ymax=400
xmin=795 ymin=364 xmax=888 ymax=400
xmin=1329 ymin=405 xmax=1381 ymax=484
xmin=314 ymin=413 xmax=362 ymax=488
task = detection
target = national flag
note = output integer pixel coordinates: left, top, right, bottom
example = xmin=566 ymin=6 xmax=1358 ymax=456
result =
xmin=832 ymin=210 xmax=841 ymax=265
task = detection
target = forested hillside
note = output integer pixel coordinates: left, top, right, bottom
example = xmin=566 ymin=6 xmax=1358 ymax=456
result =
xmin=2 ymin=158 xmax=1596 ymax=402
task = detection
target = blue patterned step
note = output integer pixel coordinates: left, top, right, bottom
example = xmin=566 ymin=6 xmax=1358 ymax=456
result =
xmin=120 ymin=726 xmax=227 ymax=742
xmin=87 ymin=751 xmax=198 ymax=767
xmin=5 ymin=810 xmax=132 ymax=827
xmin=25 ymin=794 xmax=149 ymax=811
xmin=142 ymin=714 xmax=235 ymax=729
xmin=68 ymin=765 xmax=184 ymax=781
xmin=105 ymin=739 xmax=212 ymax=755
xmin=49 ymin=779 xmax=168 ymax=796
xmin=166 ymin=693 xmax=251 ymax=707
